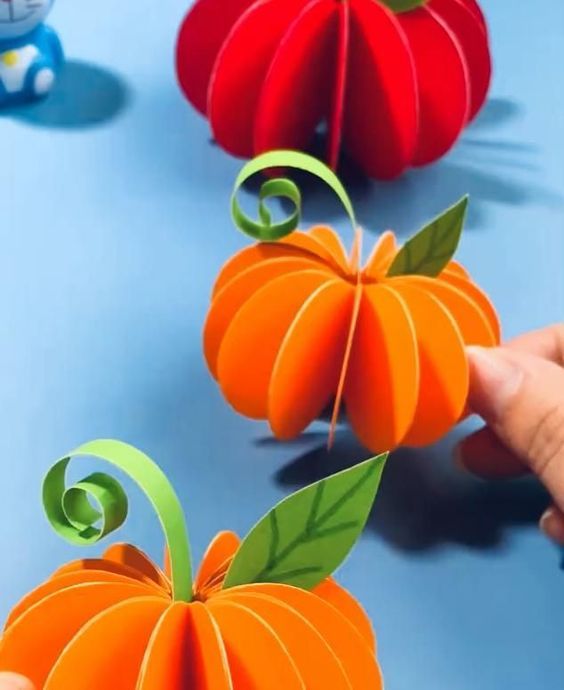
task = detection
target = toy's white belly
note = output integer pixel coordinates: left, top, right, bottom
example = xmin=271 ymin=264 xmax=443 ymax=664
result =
xmin=0 ymin=45 xmax=39 ymax=93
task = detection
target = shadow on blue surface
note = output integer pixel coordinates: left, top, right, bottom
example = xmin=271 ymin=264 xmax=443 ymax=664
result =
xmin=2 ymin=60 xmax=131 ymax=129
xmin=254 ymin=98 xmax=559 ymax=235
xmin=271 ymin=429 xmax=549 ymax=553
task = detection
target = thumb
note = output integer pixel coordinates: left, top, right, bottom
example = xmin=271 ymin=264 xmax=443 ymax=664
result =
xmin=466 ymin=346 xmax=564 ymax=513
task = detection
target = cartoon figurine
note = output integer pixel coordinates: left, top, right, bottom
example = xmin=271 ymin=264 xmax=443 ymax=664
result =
xmin=0 ymin=0 xmax=63 ymax=106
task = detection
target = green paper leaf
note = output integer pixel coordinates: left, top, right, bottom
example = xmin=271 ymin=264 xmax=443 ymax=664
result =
xmin=43 ymin=439 xmax=193 ymax=602
xmin=224 ymin=454 xmax=388 ymax=591
xmin=231 ymin=150 xmax=357 ymax=241
xmin=387 ymin=196 xmax=469 ymax=278
xmin=381 ymin=0 xmax=427 ymax=13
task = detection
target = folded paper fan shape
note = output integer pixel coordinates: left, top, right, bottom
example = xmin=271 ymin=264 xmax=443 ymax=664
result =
xmin=0 ymin=439 xmax=386 ymax=689
xmin=204 ymin=151 xmax=501 ymax=453
xmin=176 ymin=0 xmax=491 ymax=179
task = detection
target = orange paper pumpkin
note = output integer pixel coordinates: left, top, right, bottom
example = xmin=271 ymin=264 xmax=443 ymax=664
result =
xmin=0 ymin=440 xmax=385 ymax=689
xmin=205 ymin=152 xmax=501 ymax=453
xmin=1 ymin=536 xmax=381 ymax=689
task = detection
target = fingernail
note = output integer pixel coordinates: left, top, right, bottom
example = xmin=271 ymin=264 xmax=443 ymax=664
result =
xmin=466 ymin=347 xmax=524 ymax=421
xmin=453 ymin=441 xmax=469 ymax=472
xmin=540 ymin=507 xmax=564 ymax=545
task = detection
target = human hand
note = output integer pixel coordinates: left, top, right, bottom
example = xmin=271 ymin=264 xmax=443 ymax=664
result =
xmin=0 ymin=673 xmax=34 ymax=690
xmin=457 ymin=324 xmax=564 ymax=544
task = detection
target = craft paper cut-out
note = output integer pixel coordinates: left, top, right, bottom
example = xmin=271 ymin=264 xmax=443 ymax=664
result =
xmin=0 ymin=439 xmax=386 ymax=689
xmin=205 ymin=151 xmax=501 ymax=453
xmin=176 ymin=0 xmax=491 ymax=179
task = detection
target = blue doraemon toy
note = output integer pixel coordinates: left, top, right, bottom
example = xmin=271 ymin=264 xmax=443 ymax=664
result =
xmin=0 ymin=0 xmax=63 ymax=106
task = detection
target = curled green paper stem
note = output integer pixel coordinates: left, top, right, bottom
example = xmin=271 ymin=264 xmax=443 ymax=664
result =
xmin=231 ymin=150 xmax=357 ymax=241
xmin=43 ymin=439 xmax=193 ymax=603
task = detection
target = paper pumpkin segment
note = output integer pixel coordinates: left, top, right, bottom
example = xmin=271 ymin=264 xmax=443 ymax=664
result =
xmin=176 ymin=0 xmax=491 ymax=179
xmin=205 ymin=151 xmax=501 ymax=453
xmin=0 ymin=439 xmax=386 ymax=689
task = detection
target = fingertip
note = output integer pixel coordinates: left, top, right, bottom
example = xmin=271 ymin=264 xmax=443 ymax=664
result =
xmin=455 ymin=435 xmax=491 ymax=478
xmin=0 ymin=673 xmax=35 ymax=690
xmin=455 ymin=427 xmax=528 ymax=479
xmin=455 ymin=435 xmax=489 ymax=478
xmin=540 ymin=506 xmax=564 ymax=546
xmin=466 ymin=346 xmax=525 ymax=422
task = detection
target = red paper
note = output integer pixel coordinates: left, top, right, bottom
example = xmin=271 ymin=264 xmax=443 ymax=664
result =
xmin=177 ymin=0 xmax=492 ymax=178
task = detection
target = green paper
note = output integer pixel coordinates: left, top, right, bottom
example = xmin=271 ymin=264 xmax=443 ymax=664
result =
xmin=387 ymin=196 xmax=469 ymax=278
xmin=43 ymin=439 xmax=193 ymax=603
xmin=224 ymin=454 xmax=388 ymax=591
xmin=381 ymin=0 xmax=427 ymax=12
xmin=231 ymin=150 xmax=357 ymax=241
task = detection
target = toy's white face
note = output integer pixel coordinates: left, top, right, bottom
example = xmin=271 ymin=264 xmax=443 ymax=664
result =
xmin=0 ymin=0 xmax=53 ymax=40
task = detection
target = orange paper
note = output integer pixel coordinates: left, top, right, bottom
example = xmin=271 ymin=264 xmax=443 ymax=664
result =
xmin=0 ymin=532 xmax=382 ymax=689
xmin=204 ymin=227 xmax=500 ymax=452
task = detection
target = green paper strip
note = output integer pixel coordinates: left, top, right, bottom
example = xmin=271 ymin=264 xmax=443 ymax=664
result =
xmin=43 ymin=439 xmax=193 ymax=602
xmin=381 ymin=0 xmax=427 ymax=12
xmin=231 ymin=150 xmax=357 ymax=241
xmin=224 ymin=453 xmax=388 ymax=591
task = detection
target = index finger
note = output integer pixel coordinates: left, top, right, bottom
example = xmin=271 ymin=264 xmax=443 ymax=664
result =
xmin=506 ymin=323 xmax=564 ymax=366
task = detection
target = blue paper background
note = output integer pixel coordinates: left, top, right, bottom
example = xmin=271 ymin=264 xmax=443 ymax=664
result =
xmin=1 ymin=1 xmax=563 ymax=687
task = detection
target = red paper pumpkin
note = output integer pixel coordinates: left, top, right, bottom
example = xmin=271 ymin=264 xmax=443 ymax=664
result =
xmin=176 ymin=0 xmax=491 ymax=178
